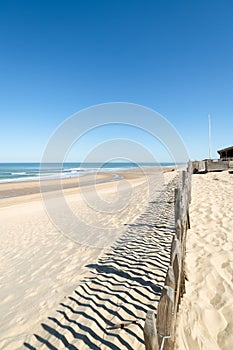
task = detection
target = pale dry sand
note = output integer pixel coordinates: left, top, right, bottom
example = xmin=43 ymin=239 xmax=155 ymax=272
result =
xmin=0 ymin=168 xmax=177 ymax=349
xmin=175 ymin=171 xmax=233 ymax=350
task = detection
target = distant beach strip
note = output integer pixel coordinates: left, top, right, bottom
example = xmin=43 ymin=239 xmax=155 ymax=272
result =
xmin=0 ymin=173 xmax=123 ymax=199
xmin=0 ymin=162 xmax=177 ymax=183
xmin=0 ymin=162 xmax=178 ymax=199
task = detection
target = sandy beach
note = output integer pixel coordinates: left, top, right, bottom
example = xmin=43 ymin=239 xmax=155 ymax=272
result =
xmin=0 ymin=167 xmax=177 ymax=349
xmin=175 ymin=170 xmax=233 ymax=350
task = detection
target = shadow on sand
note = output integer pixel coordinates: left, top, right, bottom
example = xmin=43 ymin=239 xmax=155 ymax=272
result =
xmin=24 ymin=177 xmax=178 ymax=350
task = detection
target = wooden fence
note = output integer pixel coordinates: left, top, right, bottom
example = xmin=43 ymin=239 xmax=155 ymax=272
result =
xmin=204 ymin=159 xmax=229 ymax=172
xmin=144 ymin=162 xmax=192 ymax=350
xmin=191 ymin=160 xmax=205 ymax=173
xmin=192 ymin=159 xmax=233 ymax=173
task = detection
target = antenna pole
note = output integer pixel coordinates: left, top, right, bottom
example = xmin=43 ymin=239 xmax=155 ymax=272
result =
xmin=208 ymin=114 xmax=212 ymax=159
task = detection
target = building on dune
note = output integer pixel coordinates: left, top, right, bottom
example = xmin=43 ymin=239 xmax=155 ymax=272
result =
xmin=217 ymin=146 xmax=233 ymax=160
xmin=192 ymin=145 xmax=233 ymax=173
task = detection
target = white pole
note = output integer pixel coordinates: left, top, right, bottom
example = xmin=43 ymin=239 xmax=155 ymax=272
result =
xmin=208 ymin=114 xmax=212 ymax=159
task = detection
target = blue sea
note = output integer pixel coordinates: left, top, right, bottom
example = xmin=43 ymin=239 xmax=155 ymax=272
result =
xmin=0 ymin=162 xmax=176 ymax=183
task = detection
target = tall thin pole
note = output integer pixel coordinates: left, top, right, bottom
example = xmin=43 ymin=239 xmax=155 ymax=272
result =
xmin=208 ymin=113 xmax=212 ymax=159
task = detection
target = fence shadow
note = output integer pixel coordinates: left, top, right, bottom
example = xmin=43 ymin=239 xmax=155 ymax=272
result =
xmin=24 ymin=177 xmax=178 ymax=349
xmin=144 ymin=163 xmax=192 ymax=350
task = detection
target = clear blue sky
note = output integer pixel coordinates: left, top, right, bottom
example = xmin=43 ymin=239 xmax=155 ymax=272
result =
xmin=1 ymin=0 xmax=233 ymax=162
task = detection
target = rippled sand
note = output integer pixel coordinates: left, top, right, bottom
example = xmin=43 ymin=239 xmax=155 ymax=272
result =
xmin=0 ymin=168 xmax=176 ymax=349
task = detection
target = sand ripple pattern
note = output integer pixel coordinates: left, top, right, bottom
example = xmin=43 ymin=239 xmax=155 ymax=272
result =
xmin=24 ymin=176 xmax=178 ymax=350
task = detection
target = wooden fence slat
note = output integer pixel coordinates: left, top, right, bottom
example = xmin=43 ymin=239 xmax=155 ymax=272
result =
xmin=175 ymin=187 xmax=181 ymax=225
xmin=172 ymin=252 xmax=181 ymax=293
xmin=143 ymin=310 xmax=159 ymax=350
xmin=156 ymin=286 xmax=175 ymax=348
xmin=182 ymin=170 xmax=186 ymax=190
xmin=165 ymin=265 xmax=175 ymax=289
xmin=176 ymin=218 xmax=181 ymax=241
xmin=144 ymin=166 xmax=192 ymax=350
xmin=169 ymin=238 xmax=182 ymax=306
xmin=170 ymin=237 xmax=181 ymax=267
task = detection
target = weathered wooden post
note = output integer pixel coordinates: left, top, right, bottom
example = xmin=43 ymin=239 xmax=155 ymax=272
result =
xmin=174 ymin=188 xmax=182 ymax=240
xmin=144 ymin=310 xmax=159 ymax=350
xmin=170 ymin=238 xmax=181 ymax=291
xmin=156 ymin=286 xmax=175 ymax=349
xmin=182 ymin=170 xmax=186 ymax=190
xmin=165 ymin=265 xmax=175 ymax=289
xmin=144 ymin=165 xmax=192 ymax=350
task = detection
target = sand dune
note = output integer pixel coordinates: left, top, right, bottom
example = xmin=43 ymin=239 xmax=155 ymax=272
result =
xmin=0 ymin=168 xmax=177 ymax=349
xmin=175 ymin=171 xmax=233 ymax=350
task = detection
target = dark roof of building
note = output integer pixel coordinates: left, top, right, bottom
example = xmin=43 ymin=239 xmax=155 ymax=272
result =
xmin=217 ymin=146 xmax=233 ymax=154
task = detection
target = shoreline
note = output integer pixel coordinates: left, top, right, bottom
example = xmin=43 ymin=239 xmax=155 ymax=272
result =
xmin=0 ymin=167 xmax=178 ymax=349
xmin=0 ymin=172 xmax=117 ymax=199
xmin=0 ymin=167 xmax=177 ymax=349
xmin=0 ymin=163 xmax=179 ymax=185
xmin=0 ymin=166 xmax=176 ymax=207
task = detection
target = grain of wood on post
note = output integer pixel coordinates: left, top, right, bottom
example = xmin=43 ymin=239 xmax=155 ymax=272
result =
xmin=156 ymin=285 xmax=175 ymax=349
xmin=174 ymin=187 xmax=181 ymax=226
xmin=143 ymin=165 xmax=192 ymax=349
xmin=143 ymin=310 xmax=159 ymax=350
xmin=165 ymin=265 xmax=175 ymax=289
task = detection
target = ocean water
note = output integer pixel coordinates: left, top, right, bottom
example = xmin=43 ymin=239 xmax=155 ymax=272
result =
xmin=0 ymin=162 xmax=176 ymax=183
